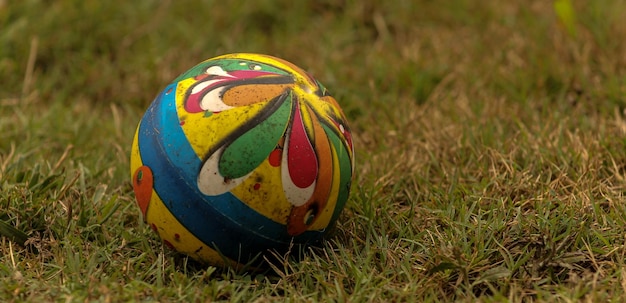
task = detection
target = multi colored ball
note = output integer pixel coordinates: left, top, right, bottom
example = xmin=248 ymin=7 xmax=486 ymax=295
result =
xmin=129 ymin=53 xmax=354 ymax=267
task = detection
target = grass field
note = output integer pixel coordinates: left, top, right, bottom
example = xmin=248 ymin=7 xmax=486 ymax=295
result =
xmin=2 ymin=0 xmax=626 ymax=301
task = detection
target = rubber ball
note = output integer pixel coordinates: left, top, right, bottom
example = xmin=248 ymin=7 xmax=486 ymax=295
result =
xmin=129 ymin=53 xmax=355 ymax=267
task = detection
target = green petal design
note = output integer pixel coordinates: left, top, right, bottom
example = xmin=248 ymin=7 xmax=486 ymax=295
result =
xmin=323 ymin=124 xmax=353 ymax=224
xmin=218 ymin=96 xmax=292 ymax=179
xmin=173 ymin=58 xmax=292 ymax=83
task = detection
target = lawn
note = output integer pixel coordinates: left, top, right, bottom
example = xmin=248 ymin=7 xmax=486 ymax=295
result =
xmin=2 ymin=0 xmax=626 ymax=301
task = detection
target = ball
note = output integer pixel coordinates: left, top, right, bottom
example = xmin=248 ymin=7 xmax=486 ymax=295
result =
xmin=129 ymin=53 xmax=355 ymax=267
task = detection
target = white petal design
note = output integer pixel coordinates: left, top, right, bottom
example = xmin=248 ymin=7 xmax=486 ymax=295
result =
xmin=205 ymin=65 xmax=233 ymax=77
xmin=200 ymin=86 xmax=233 ymax=112
xmin=197 ymin=146 xmax=250 ymax=196
xmin=188 ymin=79 xmax=234 ymax=112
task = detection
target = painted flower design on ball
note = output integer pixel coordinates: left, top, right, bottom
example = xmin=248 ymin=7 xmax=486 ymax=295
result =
xmin=130 ymin=53 xmax=354 ymax=266
xmin=179 ymin=54 xmax=354 ymax=236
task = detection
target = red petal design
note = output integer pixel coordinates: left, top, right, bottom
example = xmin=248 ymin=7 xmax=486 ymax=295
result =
xmin=288 ymin=103 xmax=318 ymax=188
xmin=133 ymin=165 xmax=153 ymax=218
xmin=269 ymin=148 xmax=282 ymax=167
xmin=185 ymin=89 xmax=205 ymax=113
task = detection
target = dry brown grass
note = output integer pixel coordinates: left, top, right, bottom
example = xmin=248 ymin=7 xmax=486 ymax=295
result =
xmin=2 ymin=0 xmax=626 ymax=301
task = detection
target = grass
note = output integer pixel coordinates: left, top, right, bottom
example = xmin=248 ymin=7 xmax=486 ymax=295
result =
xmin=2 ymin=0 xmax=626 ymax=301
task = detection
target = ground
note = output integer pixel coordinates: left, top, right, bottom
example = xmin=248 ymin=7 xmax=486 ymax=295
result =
xmin=1 ymin=0 xmax=626 ymax=301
